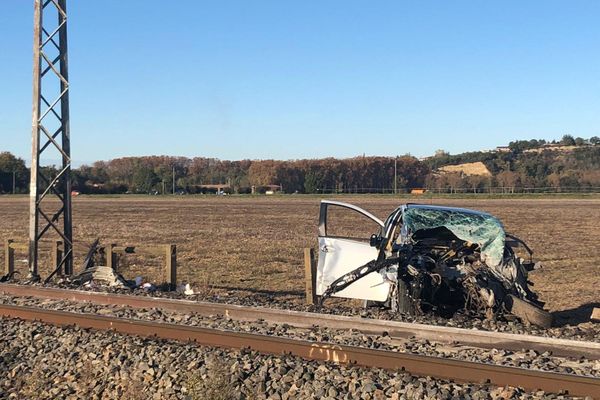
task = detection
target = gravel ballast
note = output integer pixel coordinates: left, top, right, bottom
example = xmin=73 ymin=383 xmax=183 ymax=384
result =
xmin=49 ymin=281 xmax=600 ymax=343
xmin=1 ymin=294 xmax=598 ymax=379
xmin=0 ymin=317 xmax=581 ymax=400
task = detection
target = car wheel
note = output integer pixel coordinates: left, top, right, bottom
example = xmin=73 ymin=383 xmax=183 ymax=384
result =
xmin=364 ymin=300 xmax=385 ymax=308
xmin=396 ymin=280 xmax=414 ymax=314
xmin=504 ymin=294 xmax=553 ymax=328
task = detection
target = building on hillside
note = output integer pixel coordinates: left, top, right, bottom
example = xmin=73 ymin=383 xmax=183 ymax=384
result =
xmin=195 ymin=184 xmax=231 ymax=194
xmin=251 ymin=184 xmax=283 ymax=195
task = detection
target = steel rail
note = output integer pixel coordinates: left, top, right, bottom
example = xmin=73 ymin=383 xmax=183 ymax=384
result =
xmin=0 ymin=304 xmax=598 ymax=397
xmin=1 ymin=284 xmax=599 ymax=360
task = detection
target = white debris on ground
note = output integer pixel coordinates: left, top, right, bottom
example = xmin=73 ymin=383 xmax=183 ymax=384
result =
xmin=177 ymin=283 xmax=194 ymax=296
xmin=73 ymin=266 xmax=129 ymax=288
xmin=130 ymin=277 xmax=156 ymax=291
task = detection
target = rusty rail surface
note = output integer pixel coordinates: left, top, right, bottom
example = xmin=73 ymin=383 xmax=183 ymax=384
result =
xmin=1 ymin=284 xmax=599 ymax=360
xmin=0 ymin=304 xmax=598 ymax=397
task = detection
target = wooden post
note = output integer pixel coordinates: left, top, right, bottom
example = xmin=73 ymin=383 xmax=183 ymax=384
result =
xmin=591 ymin=308 xmax=600 ymax=322
xmin=304 ymin=248 xmax=317 ymax=305
xmin=165 ymin=244 xmax=176 ymax=290
xmin=5 ymin=239 xmax=15 ymax=277
xmin=106 ymin=243 xmax=116 ymax=270
xmin=51 ymin=240 xmax=63 ymax=274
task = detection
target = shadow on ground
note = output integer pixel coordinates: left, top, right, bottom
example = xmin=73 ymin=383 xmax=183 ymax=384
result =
xmin=209 ymin=285 xmax=304 ymax=297
xmin=552 ymin=302 xmax=600 ymax=326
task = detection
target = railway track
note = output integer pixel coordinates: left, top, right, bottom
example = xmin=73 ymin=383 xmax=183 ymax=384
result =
xmin=1 ymin=283 xmax=599 ymax=360
xmin=0 ymin=303 xmax=599 ymax=397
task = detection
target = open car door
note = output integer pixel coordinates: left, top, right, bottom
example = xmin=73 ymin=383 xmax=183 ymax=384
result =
xmin=316 ymin=200 xmax=390 ymax=302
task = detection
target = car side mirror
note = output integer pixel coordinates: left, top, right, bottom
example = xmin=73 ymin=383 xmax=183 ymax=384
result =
xmin=369 ymin=234 xmax=381 ymax=248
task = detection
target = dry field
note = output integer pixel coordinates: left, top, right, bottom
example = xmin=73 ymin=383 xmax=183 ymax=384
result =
xmin=1 ymin=195 xmax=599 ymax=320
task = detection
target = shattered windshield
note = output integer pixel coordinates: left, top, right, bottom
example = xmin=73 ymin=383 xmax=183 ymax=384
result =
xmin=402 ymin=206 xmax=506 ymax=266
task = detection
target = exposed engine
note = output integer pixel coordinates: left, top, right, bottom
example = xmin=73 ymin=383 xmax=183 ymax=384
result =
xmin=318 ymin=204 xmax=551 ymax=327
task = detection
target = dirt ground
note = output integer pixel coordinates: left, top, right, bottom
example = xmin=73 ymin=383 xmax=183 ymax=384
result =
xmin=1 ymin=195 xmax=598 ymax=317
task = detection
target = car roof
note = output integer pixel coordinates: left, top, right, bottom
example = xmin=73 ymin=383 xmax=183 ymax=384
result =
xmin=404 ymin=203 xmax=494 ymax=218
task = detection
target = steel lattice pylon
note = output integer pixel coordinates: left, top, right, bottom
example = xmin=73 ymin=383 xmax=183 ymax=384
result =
xmin=29 ymin=0 xmax=73 ymax=280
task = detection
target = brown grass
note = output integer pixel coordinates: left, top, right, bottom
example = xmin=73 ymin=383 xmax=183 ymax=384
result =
xmin=11 ymin=359 xmax=148 ymax=399
xmin=1 ymin=195 xmax=599 ymax=313
xmin=184 ymin=356 xmax=237 ymax=400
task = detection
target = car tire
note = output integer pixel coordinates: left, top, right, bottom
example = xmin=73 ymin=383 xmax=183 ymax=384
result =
xmin=504 ymin=294 xmax=553 ymax=328
xmin=364 ymin=300 xmax=385 ymax=308
xmin=396 ymin=280 xmax=413 ymax=314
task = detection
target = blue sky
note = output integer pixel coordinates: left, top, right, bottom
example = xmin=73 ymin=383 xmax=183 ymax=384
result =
xmin=1 ymin=1 xmax=600 ymax=164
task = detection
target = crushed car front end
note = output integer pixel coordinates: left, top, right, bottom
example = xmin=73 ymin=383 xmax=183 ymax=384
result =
xmin=317 ymin=201 xmax=552 ymax=327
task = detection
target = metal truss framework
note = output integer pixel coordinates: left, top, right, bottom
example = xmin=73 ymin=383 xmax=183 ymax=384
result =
xmin=29 ymin=0 xmax=72 ymax=280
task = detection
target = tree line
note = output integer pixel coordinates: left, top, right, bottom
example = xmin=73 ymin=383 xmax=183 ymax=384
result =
xmin=1 ymin=136 xmax=599 ymax=194
xmin=72 ymin=155 xmax=429 ymax=194
xmin=0 ymin=152 xmax=29 ymax=194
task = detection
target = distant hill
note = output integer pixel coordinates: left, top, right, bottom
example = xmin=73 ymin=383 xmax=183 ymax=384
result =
xmin=437 ymin=162 xmax=492 ymax=177
xmin=423 ymin=138 xmax=600 ymax=192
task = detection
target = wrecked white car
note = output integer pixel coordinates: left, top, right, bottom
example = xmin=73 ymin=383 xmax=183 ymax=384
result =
xmin=316 ymin=200 xmax=552 ymax=328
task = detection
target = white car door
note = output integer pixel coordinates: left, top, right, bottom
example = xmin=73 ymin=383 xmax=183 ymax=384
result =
xmin=315 ymin=200 xmax=391 ymax=302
